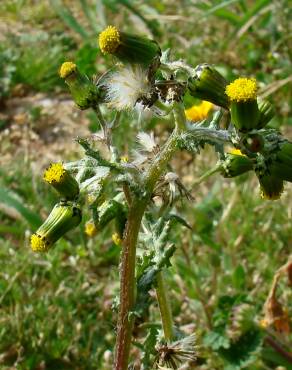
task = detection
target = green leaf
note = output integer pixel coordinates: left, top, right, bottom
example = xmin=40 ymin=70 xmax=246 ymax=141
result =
xmin=220 ymin=329 xmax=263 ymax=369
xmin=0 ymin=187 xmax=42 ymax=229
xmin=204 ymin=331 xmax=230 ymax=350
xmin=232 ymin=265 xmax=246 ymax=290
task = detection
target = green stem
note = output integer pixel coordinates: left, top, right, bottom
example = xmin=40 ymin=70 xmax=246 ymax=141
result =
xmin=156 ymin=271 xmax=174 ymax=341
xmin=114 ymin=103 xmax=186 ymax=370
xmin=193 ymin=164 xmax=221 ymax=186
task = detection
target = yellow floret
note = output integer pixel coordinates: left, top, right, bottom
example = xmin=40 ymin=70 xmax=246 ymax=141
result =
xmin=59 ymin=62 xmax=77 ymax=79
xmin=260 ymin=187 xmax=283 ymax=200
xmin=112 ymin=232 xmax=122 ymax=246
xmin=99 ymin=25 xmax=121 ymax=54
xmin=43 ymin=163 xmax=65 ymax=184
xmin=185 ymin=101 xmax=213 ymax=122
xmin=226 ymin=78 xmax=257 ymax=102
xmin=85 ymin=221 xmax=97 ymax=237
xmin=228 ymin=148 xmax=245 ymax=156
xmin=30 ymin=234 xmax=49 ymax=252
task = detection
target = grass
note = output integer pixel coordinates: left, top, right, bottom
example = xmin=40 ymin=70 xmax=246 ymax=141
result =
xmin=0 ymin=0 xmax=291 ymax=369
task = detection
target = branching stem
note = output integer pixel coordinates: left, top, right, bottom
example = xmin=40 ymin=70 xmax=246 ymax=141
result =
xmin=114 ymin=103 xmax=186 ymax=370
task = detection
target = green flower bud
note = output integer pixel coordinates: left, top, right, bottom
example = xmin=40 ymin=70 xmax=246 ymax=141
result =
xmin=43 ymin=163 xmax=79 ymax=200
xmin=96 ymin=200 xmax=126 ymax=231
xmin=269 ymin=141 xmax=292 ymax=182
xmin=188 ymin=64 xmax=229 ymax=109
xmin=257 ymin=99 xmax=275 ymax=129
xmin=31 ymin=203 xmax=82 ymax=252
xmin=59 ymin=62 xmax=104 ymax=110
xmin=257 ymin=172 xmax=284 ymax=200
xmin=226 ymin=78 xmax=260 ymax=132
xmin=98 ymin=25 xmax=161 ymax=67
xmin=220 ymin=152 xmax=253 ymax=178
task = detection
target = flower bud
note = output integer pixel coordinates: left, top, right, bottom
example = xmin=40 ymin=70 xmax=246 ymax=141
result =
xmin=257 ymin=172 xmax=284 ymax=200
xmin=188 ymin=64 xmax=229 ymax=109
xmin=269 ymin=141 xmax=292 ymax=182
xmin=31 ymin=203 xmax=82 ymax=252
xmin=220 ymin=152 xmax=253 ymax=178
xmin=257 ymin=99 xmax=275 ymax=129
xmin=98 ymin=25 xmax=161 ymax=67
xmin=59 ymin=61 xmax=104 ymax=110
xmin=96 ymin=200 xmax=126 ymax=231
xmin=43 ymin=163 xmax=79 ymax=200
xmin=226 ymin=77 xmax=260 ymax=132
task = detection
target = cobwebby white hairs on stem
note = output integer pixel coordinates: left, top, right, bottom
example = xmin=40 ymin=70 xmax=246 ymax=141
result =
xmin=102 ymin=65 xmax=152 ymax=111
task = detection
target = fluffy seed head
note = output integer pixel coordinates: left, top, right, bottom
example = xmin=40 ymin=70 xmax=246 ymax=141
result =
xmin=99 ymin=26 xmax=121 ymax=54
xmin=103 ymin=65 xmax=151 ymax=110
xmin=30 ymin=234 xmax=50 ymax=252
xmin=59 ymin=62 xmax=77 ymax=79
xmin=226 ymin=78 xmax=257 ymax=102
xmin=43 ymin=163 xmax=65 ymax=184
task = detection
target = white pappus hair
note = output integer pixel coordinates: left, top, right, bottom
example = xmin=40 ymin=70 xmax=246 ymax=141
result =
xmin=102 ymin=65 xmax=152 ymax=111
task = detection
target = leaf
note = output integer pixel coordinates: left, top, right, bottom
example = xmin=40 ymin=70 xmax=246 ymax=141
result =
xmin=232 ymin=265 xmax=246 ymax=290
xmin=219 ymin=329 xmax=263 ymax=369
xmin=204 ymin=331 xmax=230 ymax=350
xmin=0 ymin=187 xmax=42 ymax=229
xmin=141 ymin=327 xmax=159 ymax=369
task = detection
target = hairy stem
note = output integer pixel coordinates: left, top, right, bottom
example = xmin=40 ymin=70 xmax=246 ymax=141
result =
xmin=114 ymin=103 xmax=186 ymax=370
xmin=156 ymin=271 xmax=174 ymax=341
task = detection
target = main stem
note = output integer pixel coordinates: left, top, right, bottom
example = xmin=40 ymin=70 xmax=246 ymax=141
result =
xmin=114 ymin=103 xmax=186 ymax=370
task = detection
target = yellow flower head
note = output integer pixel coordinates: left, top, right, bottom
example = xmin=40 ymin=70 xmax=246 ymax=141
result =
xmin=99 ymin=26 xmax=121 ymax=54
xmin=260 ymin=188 xmax=283 ymax=201
xmin=120 ymin=155 xmax=129 ymax=163
xmin=228 ymin=148 xmax=245 ymax=156
xmin=226 ymin=78 xmax=257 ymax=102
xmin=59 ymin=62 xmax=77 ymax=79
xmin=30 ymin=233 xmax=50 ymax=252
xmin=112 ymin=232 xmax=122 ymax=246
xmin=185 ymin=101 xmax=213 ymax=122
xmin=85 ymin=221 xmax=97 ymax=237
xmin=43 ymin=163 xmax=65 ymax=184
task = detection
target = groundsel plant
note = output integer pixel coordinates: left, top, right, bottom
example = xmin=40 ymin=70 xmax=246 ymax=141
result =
xmin=30 ymin=25 xmax=292 ymax=369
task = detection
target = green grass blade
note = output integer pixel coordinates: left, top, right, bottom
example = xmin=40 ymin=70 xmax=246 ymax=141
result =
xmin=202 ymin=0 xmax=242 ymax=25
xmin=50 ymin=0 xmax=89 ymax=39
xmin=0 ymin=187 xmax=42 ymax=229
xmin=239 ymin=0 xmax=271 ymax=26
xmin=79 ymin=0 xmax=100 ymax=33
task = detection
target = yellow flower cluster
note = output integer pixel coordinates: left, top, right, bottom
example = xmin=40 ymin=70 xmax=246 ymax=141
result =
xmin=43 ymin=163 xmax=65 ymax=184
xmin=30 ymin=234 xmax=49 ymax=252
xmin=85 ymin=221 xmax=97 ymax=237
xmin=112 ymin=232 xmax=122 ymax=246
xmin=185 ymin=101 xmax=213 ymax=122
xmin=228 ymin=148 xmax=244 ymax=156
xmin=99 ymin=25 xmax=121 ymax=54
xmin=225 ymin=78 xmax=257 ymax=102
xmin=59 ymin=62 xmax=77 ymax=79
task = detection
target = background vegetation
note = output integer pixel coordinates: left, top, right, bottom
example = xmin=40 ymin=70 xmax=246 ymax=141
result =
xmin=0 ymin=0 xmax=291 ymax=369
